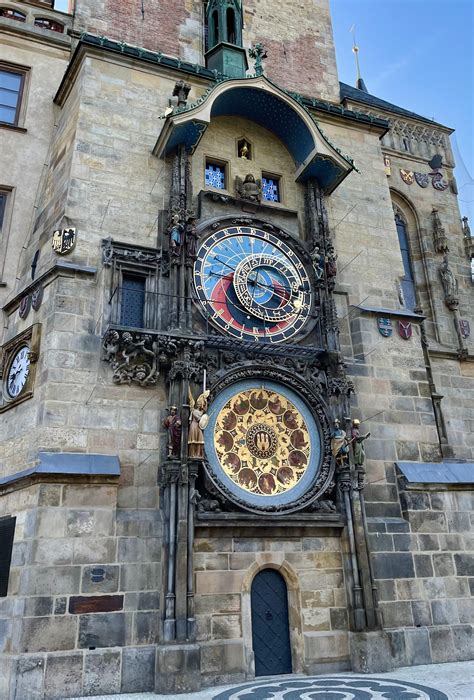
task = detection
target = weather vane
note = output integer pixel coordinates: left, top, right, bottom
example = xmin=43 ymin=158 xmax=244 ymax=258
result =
xmin=350 ymin=24 xmax=368 ymax=92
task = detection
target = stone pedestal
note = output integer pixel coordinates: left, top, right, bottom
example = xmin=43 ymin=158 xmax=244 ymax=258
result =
xmin=349 ymin=631 xmax=393 ymax=674
xmin=155 ymin=643 xmax=201 ymax=694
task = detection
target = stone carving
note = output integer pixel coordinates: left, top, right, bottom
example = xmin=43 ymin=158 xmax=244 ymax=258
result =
xmin=310 ymin=499 xmax=337 ymax=513
xmin=172 ymin=80 xmax=191 ymax=108
xmin=311 ymin=245 xmax=325 ymax=282
xmin=102 ymin=237 xmax=161 ymax=267
xmin=432 ymin=208 xmax=449 ymax=253
xmin=164 ymin=407 xmax=182 ymax=458
xmin=188 ymin=388 xmax=210 ymax=459
xmin=331 ymin=419 xmax=349 ymax=467
xmin=463 ymin=216 xmax=474 ymax=259
xmin=102 ymin=330 xmax=194 ymax=386
xmin=249 ymin=43 xmax=267 ymax=76
xmin=439 ymin=255 xmax=459 ymax=310
xmin=325 ymin=244 xmax=338 ymax=289
xmin=351 ymin=419 xmax=370 ymax=466
xmin=235 ymin=174 xmax=262 ymax=203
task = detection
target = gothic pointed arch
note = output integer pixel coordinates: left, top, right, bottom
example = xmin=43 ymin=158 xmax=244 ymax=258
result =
xmin=390 ymin=189 xmax=422 ymax=311
xmin=206 ymin=0 xmax=243 ymax=49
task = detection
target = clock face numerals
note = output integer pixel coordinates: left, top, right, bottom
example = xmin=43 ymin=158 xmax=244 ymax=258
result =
xmin=194 ymin=226 xmax=312 ymax=343
xmin=7 ymin=346 xmax=30 ymax=398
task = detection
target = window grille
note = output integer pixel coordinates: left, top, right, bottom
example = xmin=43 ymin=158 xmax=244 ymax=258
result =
xmin=205 ymin=162 xmax=226 ymax=189
xmin=262 ymin=176 xmax=280 ymax=203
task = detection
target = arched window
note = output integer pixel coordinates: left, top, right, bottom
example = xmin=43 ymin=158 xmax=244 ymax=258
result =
xmin=34 ymin=17 xmax=64 ymax=33
xmin=226 ymin=7 xmax=235 ymax=43
xmin=206 ymin=0 xmax=242 ymax=50
xmin=395 ymin=213 xmax=416 ymax=310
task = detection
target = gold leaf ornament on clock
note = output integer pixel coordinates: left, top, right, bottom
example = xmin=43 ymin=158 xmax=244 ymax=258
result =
xmin=214 ymin=388 xmax=311 ymax=497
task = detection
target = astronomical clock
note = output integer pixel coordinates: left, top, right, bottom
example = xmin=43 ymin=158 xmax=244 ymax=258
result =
xmin=190 ymin=219 xmax=337 ymax=516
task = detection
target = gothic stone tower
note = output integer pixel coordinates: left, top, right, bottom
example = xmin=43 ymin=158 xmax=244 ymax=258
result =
xmin=0 ymin=0 xmax=473 ymax=697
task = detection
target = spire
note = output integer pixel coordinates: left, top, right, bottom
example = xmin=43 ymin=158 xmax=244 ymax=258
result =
xmin=350 ymin=25 xmax=368 ymax=93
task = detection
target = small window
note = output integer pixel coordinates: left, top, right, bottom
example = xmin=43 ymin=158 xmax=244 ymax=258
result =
xmin=120 ymin=274 xmax=146 ymax=328
xmin=34 ymin=17 xmax=64 ymax=33
xmin=0 ymin=516 xmax=16 ymax=597
xmin=0 ymin=66 xmax=26 ymax=126
xmin=262 ymin=175 xmax=281 ymax=203
xmin=226 ymin=7 xmax=235 ymax=43
xmin=205 ymin=160 xmax=226 ymax=190
xmin=0 ymin=8 xmax=26 ymax=21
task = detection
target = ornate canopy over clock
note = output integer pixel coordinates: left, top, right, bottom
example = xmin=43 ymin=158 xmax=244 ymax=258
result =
xmin=194 ymin=225 xmax=313 ymax=342
xmin=204 ymin=379 xmax=330 ymax=513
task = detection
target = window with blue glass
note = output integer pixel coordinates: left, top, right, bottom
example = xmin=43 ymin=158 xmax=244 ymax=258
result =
xmin=262 ymin=175 xmax=281 ymax=203
xmin=205 ymin=161 xmax=226 ymax=190
xmin=395 ymin=214 xmax=416 ymax=310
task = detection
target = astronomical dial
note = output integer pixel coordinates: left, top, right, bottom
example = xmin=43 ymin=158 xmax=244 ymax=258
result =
xmin=193 ymin=226 xmax=312 ymax=343
xmin=6 ymin=345 xmax=30 ymax=398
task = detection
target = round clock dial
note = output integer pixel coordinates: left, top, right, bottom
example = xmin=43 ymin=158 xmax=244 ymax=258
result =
xmin=205 ymin=380 xmax=322 ymax=511
xmin=7 ymin=346 xmax=30 ymax=398
xmin=194 ymin=226 xmax=312 ymax=342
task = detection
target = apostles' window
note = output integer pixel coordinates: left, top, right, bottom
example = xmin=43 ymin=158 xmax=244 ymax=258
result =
xmin=395 ymin=213 xmax=416 ymax=310
xmin=0 ymin=516 xmax=16 ymax=597
xmin=120 ymin=274 xmax=146 ymax=328
xmin=262 ymin=174 xmax=281 ymax=203
xmin=0 ymin=64 xmax=27 ymax=127
xmin=0 ymin=8 xmax=26 ymax=21
xmin=226 ymin=7 xmax=236 ymax=43
xmin=205 ymin=160 xmax=226 ymax=190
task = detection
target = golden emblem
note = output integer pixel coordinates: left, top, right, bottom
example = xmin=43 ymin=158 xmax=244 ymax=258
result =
xmin=213 ymin=388 xmax=311 ymax=496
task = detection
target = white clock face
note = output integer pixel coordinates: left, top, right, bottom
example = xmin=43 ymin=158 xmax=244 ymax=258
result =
xmin=7 ymin=346 xmax=30 ymax=398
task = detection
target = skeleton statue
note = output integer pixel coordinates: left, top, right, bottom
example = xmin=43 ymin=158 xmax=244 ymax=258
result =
xmin=188 ymin=388 xmax=210 ymax=459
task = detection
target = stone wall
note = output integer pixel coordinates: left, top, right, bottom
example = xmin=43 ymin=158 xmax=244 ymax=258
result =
xmin=194 ymin=528 xmax=350 ymax=680
xmin=72 ymin=0 xmax=340 ymax=100
xmin=0 ymin=25 xmax=70 ymax=335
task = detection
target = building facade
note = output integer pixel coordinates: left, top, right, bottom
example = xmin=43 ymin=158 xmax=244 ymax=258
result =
xmin=0 ymin=0 xmax=473 ymax=697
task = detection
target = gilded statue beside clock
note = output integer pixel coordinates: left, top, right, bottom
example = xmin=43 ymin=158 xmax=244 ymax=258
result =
xmin=193 ymin=226 xmax=312 ymax=343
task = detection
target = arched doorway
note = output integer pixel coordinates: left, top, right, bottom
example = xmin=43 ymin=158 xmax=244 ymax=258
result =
xmin=251 ymin=569 xmax=292 ymax=676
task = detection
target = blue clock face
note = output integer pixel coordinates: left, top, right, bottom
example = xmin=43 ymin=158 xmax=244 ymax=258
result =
xmin=194 ymin=226 xmax=312 ymax=342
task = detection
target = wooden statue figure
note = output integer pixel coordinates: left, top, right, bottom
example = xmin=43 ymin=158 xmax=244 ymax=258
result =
xmin=163 ymin=406 xmax=182 ymax=458
xmin=188 ymin=388 xmax=210 ymax=459
xmin=331 ymin=418 xmax=349 ymax=467
xmin=169 ymin=214 xmax=184 ymax=256
xmin=351 ymin=419 xmax=370 ymax=466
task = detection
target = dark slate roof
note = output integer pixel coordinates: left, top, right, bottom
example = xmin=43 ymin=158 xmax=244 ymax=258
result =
xmin=340 ymin=81 xmax=448 ymax=128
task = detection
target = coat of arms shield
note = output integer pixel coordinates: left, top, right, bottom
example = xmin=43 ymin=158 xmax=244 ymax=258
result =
xmin=52 ymin=228 xmax=76 ymax=255
xmin=378 ymin=318 xmax=393 ymax=337
xmin=400 ymin=169 xmax=414 ymax=185
xmin=414 ymin=172 xmax=430 ymax=188
xmin=398 ymin=320 xmax=413 ymax=340
xmin=459 ymin=319 xmax=471 ymax=339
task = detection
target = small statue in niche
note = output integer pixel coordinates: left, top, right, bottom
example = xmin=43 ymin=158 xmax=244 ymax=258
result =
xmin=311 ymin=245 xmax=325 ymax=282
xmin=235 ymin=174 xmax=262 ymax=203
xmin=164 ymin=406 xmax=182 ymax=458
xmin=439 ymin=254 xmax=459 ymax=308
xmin=168 ymin=214 xmax=184 ymax=257
xmin=188 ymin=388 xmax=210 ymax=459
xmin=239 ymin=140 xmax=250 ymax=160
xmin=331 ymin=418 xmax=349 ymax=467
xmin=325 ymin=243 xmax=338 ymax=280
xmin=185 ymin=216 xmax=199 ymax=260
xmin=351 ymin=419 xmax=370 ymax=467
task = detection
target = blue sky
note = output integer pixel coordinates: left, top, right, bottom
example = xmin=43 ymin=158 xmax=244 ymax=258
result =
xmin=331 ymin=0 xmax=474 ymax=223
